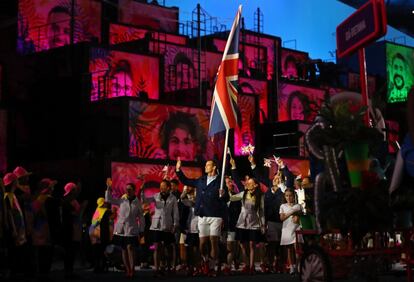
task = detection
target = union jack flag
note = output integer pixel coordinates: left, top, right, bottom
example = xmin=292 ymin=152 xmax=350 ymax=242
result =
xmin=208 ymin=5 xmax=242 ymax=136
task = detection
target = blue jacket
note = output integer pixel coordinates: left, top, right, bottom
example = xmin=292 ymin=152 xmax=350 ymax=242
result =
xmin=176 ymin=170 xmax=228 ymax=218
xmin=251 ymin=166 xmax=284 ymax=223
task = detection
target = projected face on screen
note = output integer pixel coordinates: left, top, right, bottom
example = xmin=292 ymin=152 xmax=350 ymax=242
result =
xmin=109 ymin=60 xmax=133 ymax=97
xmin=391 ymin=54 xmax=406 ymax=89
xmin=129 ymin=101 xmax=213 ymax=161
xmin=387 ymin=44 xmax=414 ymax=103
xmin=159 ymin=112 xmax=204 ymax=161
xmin=18 ymin=0 xmax=101 ymax=53
xmin=284 ymin=55 xmax=298 ymax=79
xmin=174 ymin=52 xmax=196 ymax=90
xmin=278 ymin=83 xmax=325 ymax=122
xmin=47 ymin=6 xmax=71 ymax=48
xmin=281 ymin=49 xmax=308 ymax=80
xmin=287 ymin=91 xmax=311 ymax=121
xmin=89 ymin=49 xmax=159 ymax=101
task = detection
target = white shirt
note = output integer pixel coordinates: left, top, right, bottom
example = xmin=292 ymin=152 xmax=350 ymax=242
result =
xmin=207 ymin=175 xmax=217 ymax=186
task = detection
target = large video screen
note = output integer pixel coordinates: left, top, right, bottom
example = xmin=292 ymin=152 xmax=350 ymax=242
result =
xmin=109 ymin=23 xmax=187 ymax=46
xmin=129 ymin=101 xmax=216 ymax=162
xmin=89 ymin=48 xmax=159 ymax=101
xmin=240 ymin=34 xmax=279 ymax=80
xmin=268 ymin=158 xmax=310 ymax=180
xmin=111 ymin=162 xmax=202 ymax=202
xmin=162 ymin=44 xmax=222 ymax=94
xmin=0 ymin=110 xmax=7 ymax=174
xmin=234 ymin=94 xmax=256 ymax=156
xmin=281 ymin=48 xmax=309 ymax=80
xmin=386 ymin=43 xmax=414 ymax=103
xmin=213 ymin=38 xmax=267 ymax=78
xmin=278 ymin=83 xmax=326 ymax=122
xmin=119 ymin=0 xmax=179 ymax=34
xmin=239 ymin=78 xmax=268 ymax=123
xmin=18 ymin=0 xmax=101 ymax=54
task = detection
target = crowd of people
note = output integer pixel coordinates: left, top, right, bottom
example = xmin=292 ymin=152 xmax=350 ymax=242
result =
xmin=0 ymin=157 xmax=313 ymax=280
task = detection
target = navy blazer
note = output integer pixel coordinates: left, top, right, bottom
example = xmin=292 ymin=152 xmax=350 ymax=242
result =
xmin=176 ymin=170 xmax=228 ymax=218
xmin=251 ymin=166 xmax=284 ymax=223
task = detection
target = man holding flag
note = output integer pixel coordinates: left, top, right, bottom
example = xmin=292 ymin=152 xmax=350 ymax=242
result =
xmin=175 ymin=5 xmax=242 ymax=276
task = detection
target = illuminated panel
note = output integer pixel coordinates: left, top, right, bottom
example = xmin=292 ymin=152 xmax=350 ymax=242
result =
xmin=0 ymin=110 xmax=7 ymax=173
xmin=205 ymin=52 xmax=222 ymax=89
xmin=239 ymin=78 xmax=268 ymax=123
xmin=234 ymin=94 xmax=256 ymax=156
xmin=214 ymin=38 xmax=267 ymax=78
xmin=163 ymin=44 xmax=199 ymax=92
xmin=213 ymin=33 xmax=279 ymax=80
xmin=278 ymin=83 xmax=326 ymax=123
xmin=109 ymin=23 xmax=187 ymax=46
xmin=111 ymin=162 xmax=202 ymax=209
xmin=386 ymin=43 xmax=414 ymax=103
xmin=129 ymin=101 xmax=215 ymax=162
xmin=119 ymin=0 xmax=179 ymax=33
xmin=385 ymin=120 xmax=399 ymax=154
xmin=18 ymin=0 xmax=101 ymax=54
xmin=268 ymin=158 xmax=310 ymax=179
xmin=109 ymin=24 xmax=147 ymax=45
xmin=89 ymin=48 xmax=159 ymax=101
xmin=280 ymin=48 xmax=309 ymax=80
xmin=348 ymin=72 xmax=376 ymax=97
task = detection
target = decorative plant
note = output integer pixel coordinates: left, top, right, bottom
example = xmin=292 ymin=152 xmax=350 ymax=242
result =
xmin=311 ymin=99 xmax=383 ymax=149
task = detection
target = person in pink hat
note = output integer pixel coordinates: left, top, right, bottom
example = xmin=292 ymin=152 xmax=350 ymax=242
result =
xmin=61 ymin=182 xmax=83 ymax=279
xmin=3 ymin=172 xmax=28 ymax=277
xmin=13 ymin=166 xmax=32 ymax=192
xmin=32 ymin=178 xmax=58 ymax=279
xmin=13 ymin=166 xmax=34 ymax=244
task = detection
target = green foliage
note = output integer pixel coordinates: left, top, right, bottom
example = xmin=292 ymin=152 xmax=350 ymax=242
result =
xmin=312 ymin=99 xmax=383 ymax=149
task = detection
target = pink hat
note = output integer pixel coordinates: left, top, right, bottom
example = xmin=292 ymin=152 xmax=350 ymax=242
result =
xmin=39 ymin=178 xmax=57 ymax=193
xmin=63 ymin=182 xmax=77 ymax=196
xmin=13 ymin=166 xmax=32 ymax=178
xmin=3 ymin=173 xmax=17 ymax=186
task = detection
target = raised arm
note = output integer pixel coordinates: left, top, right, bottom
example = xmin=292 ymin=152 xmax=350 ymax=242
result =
xmin=230 ymin=157 xmax=244 ymax=192
xmin=175 ymin=157 xmax=198 ymax=187
xmin=105 ymin=182 xmax=122 ymax=206
xmin=249 ymin=155 xmax=272 ymax=188
xmin=277 ymin=158 xmax=294 ymax=188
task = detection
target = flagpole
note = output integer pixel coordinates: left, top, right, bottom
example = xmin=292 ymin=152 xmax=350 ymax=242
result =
xmin=220 ymin=129 xmax=230 ymax=190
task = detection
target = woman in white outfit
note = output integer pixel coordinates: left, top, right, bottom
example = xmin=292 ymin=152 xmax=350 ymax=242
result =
xmin=230 ymin=177 xmax=265 ymax=274
xmin=279 ymin=188 xmax=302 ymax=275
xmin=105 ymin=181 xmax=145 ymax=278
